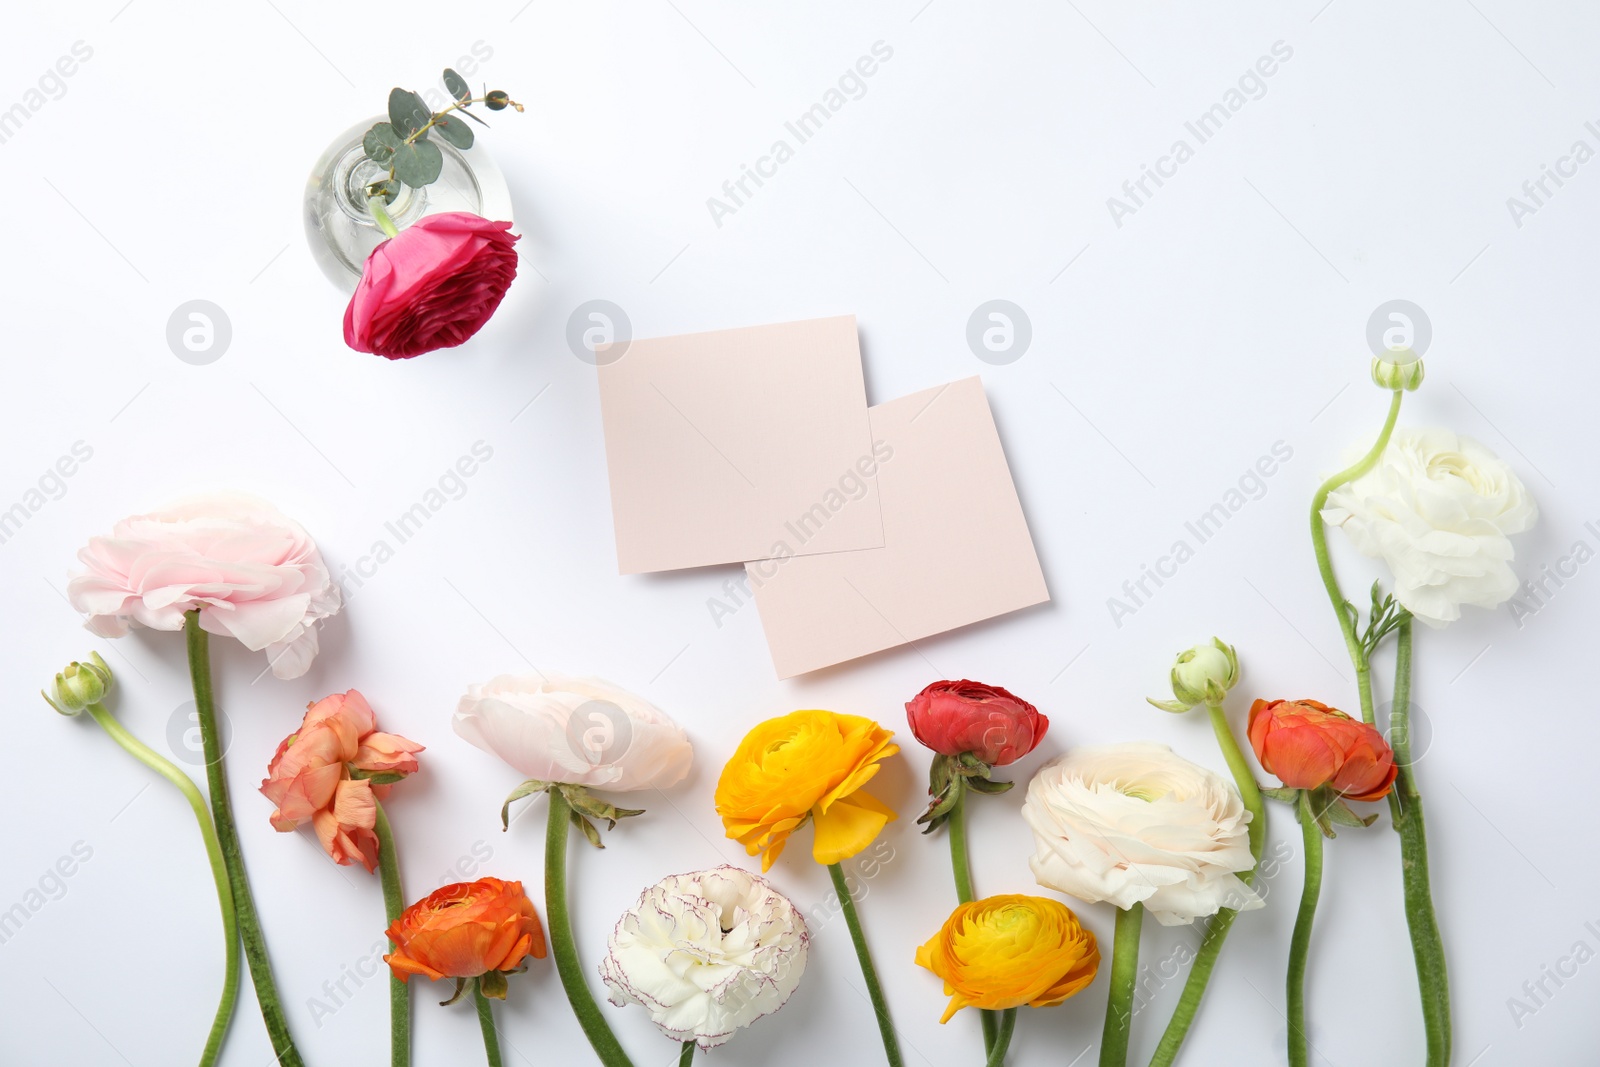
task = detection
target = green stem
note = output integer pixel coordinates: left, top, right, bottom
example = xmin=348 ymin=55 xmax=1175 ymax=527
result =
xmin=374 ymin=802 xmax=409 ymax=1067
xmin=678 ymin=1040 xmax=695 ymax=1066
xmin=983 ymin=1007 xmax=1017 ymax=1067
xmin=1145 ymin=705 xmax=1266 ymax=1067
xmin=1310 ymin=388 xmax=1404 ymax=725
xmin=1207 ymin=703 xmax=1265 ymax=866
xmin=948 ymin=784 xmax=999 ymax=1054
xmin=1099 ymin=902 xmax=1142 ymax=1067
xmin=184 ymin=613 xmax=303 ymax=1066
xmin=367 ymin=195 xmax=401 ymax=239
xmin=85 ymin=702 xmax=239 ymax=1067
xmin=828 ymin=862 xmax=904 ymax=1067
xmin=1288 ymin=792 xmax=1325 ymax=1067
xmin=545 ymin=789 xmax=634 ymax=1067
xmin=1387 ymin=618 xmax=1451 ymax=1067
xmin=474 ymin=981 xmax=504 ymax=1067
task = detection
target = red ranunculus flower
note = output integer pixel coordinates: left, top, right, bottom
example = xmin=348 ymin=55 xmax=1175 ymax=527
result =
xmin=1247 ymin=698 xmax=1398 ymax=802
xmin=906 ymin=680 xmax=1047 ymax=766
xmin=343 ymin=211 xmax=518 ymax=360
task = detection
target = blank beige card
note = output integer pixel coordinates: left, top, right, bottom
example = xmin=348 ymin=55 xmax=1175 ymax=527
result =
xmin=747 ymin=376 xmax=1049 ymax=678
xmin=596 ymin=315 xmax=885 ymax=574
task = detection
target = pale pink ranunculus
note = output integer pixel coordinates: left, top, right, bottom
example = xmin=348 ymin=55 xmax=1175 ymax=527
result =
xmin=454 ymin=674 xmax=693 ymax=792
xmin=343 ymin=211 xmax=519 ymax=360
xmin=67 ymin=492 xmax=341 ymax=679
xmin=261 ymin=690 xmax=424 ymax=872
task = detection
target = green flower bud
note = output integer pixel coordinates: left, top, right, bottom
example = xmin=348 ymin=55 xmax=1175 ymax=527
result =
xmin=1148 ymin=638 xmax=1238 ymax=713
xmin=1371 ymin=348 xmax=1424 ymax=392
xmin=42 ymin=652 xmax=113 ymax=716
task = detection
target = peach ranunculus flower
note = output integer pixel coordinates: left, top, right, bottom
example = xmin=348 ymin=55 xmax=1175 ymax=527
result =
xmin=716 ymin=710 xmax=899 ymax=870
xmin=67 ymin=492 xmax=342 ymax=679
xmin=384 ymin=877 xmax=547 ymax=998
xmin=915 ymin=895 xmax=1099 ymax=1022
xmin=261 ymin=690 xmax=423 ymax=872
xmin=1247 ymin=698 xmax=1398 ymax=803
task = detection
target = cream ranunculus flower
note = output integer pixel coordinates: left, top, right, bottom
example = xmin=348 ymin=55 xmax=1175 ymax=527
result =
xmin=1322 ymin=427 xmax=1537 ymax=626
xmin=67 ymin=492 xmax=341 ymax=679
xmin=1022 ymin=742 xmax=1261 ymax=927
xmin=599 ymin=866 xmax=808 ymax=1049
xmin=453 ymin=673 xmax=692 ymax=791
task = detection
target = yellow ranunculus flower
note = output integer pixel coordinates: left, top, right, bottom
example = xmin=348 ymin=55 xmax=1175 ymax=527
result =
xmin=715 ymin=710 xmax=899 ymax=870
xmin=915 ymin=895 xmax=1100 ymax=1023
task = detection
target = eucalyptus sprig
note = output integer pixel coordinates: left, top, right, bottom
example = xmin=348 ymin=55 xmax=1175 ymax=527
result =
xmin=362 ymin=69 xmax=524 ymax=202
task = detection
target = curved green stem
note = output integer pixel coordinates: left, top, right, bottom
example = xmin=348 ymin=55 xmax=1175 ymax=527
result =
xmin=1099 ymin=902 xmax=1142 ymax=1067
xmin=1207 ymin=703 xmax=1265 ymax=865
xmin=947 ymin=784 xmax=999 ymax=1054
xmin=1145 ymin=704 xmax=1266 ymax=1066
xmin=545 ymin=789 xmax=634 ymax=1067
xmin=678 ymin=1040 xmax=695 ymax=1066
xmin=474 ymin=981 xmax=504 ymax=1067
xmin=1288 ymin=792 xmax=1325 ymax=1067
xmin=1387 ymin=619 xmax=1451 ymax=1066
xmin=85 ymin=702 xmax=239 ymax=1067
xmin=184 ymin=612 xmax=303 ymax=1066
xmin=367 ymin=195 xmax=401 ymax=239
xmin=828 ymin=862 xmax=903 ymax=1067
xmin=1310 ymin=388 xmax=1404 ymax=725
xmin=984 ymin=1007 xmax=1016 ymax=1067
xmin=374 ymin=802 xmax=409 ymax=1067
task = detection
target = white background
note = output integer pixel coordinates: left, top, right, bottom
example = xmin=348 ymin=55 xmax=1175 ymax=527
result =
xmin=2 ymin=2 xmax=1595 ymax=1065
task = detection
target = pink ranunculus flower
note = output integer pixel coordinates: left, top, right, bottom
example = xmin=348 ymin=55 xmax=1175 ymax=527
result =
xmin=343 ymin=211 xmax=519 ymax=360
xmin=67 ymin=492 xmax=341 ymax=680
xmin=261 ymin=690 xmax=424 ymax=872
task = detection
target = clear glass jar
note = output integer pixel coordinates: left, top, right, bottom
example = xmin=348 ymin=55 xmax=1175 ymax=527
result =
xmin=302 ymin=116 xmax=515 ymax=291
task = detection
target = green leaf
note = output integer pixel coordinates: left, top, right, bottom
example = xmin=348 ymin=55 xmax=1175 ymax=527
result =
xmin=1325 ymin=798 xmax=1380 ymax=829
xmin=443 ymin=68 xmax=471 ymax=103
xmin=439 ymin=977 xmax=468 ymax=1007
xmin=348 ymin=768 xmax=404 ymax=785
xmin=571 ymin=810 xmax=605 ymax=849
xmin=433 ymin=113 xmax=474 ymax=150
xmin=965 ymin=777 xmax=1013 ymax=796
xmin=499 ymin=779 xmax=550 ymax=831
xmin=478 ymin=971 xmax=509 ymax=1000
xmin=392 ymin=139 xmax=444 ymax=188
xmin=362 ymin=122 xmax=401 ymax=166
xmin=388 ymin=87 xmax=432 ymax=139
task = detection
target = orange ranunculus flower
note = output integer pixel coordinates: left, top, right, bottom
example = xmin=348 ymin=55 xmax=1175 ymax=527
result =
xmin=915 ymin=895 xmax=1099 ymax=1023
xmin=715 ymin=710 xmax=899 ymax=870
xmin=260 ymin=689 xmax=424 ymax=872
xmin=384 ymin=877 xmax=547 ymax=988
xmin=1247 ymin=698 xmax=1398 ymax=802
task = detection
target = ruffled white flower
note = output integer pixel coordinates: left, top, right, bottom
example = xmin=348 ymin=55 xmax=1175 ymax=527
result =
xmin=1022 ymin=742 xmax=1261 ymax=927
xmin=453 ymin=674 xmax=692 ymax=791
xmin=1322 ymin=427 xmax=1537 ymax=626
xmin=599 ymin=866 xmax=808 ymax=1049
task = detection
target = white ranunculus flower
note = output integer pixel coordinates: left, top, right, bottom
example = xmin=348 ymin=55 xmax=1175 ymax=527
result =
xmin=1022 ymin=742 xmax=1261 ymax=927
xmin=453 ymin=673 xmax=692 ymax=791
xmin=600 ymin=866 xmax=808 ymax=1049
xmin=1322 ymin=427 xmax=1537 ymax=626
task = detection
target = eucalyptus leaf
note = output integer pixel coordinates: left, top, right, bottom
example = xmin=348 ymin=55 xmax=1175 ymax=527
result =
xmin=388 ymin=87 xmax=433 ymax=139
xmin=433 ymin=113 xmax=474 ymax=150
xmin=392 ymin=138 xmax=444 ymax=187
xmin=443 ymin=67 xmax=471 ymax=103
xmin=362 ymin=122 xmax=401 ymax=165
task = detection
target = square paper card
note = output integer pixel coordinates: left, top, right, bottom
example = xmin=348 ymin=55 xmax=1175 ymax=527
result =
xmin=747 ymin=376 xmax=1049 ymax=678
xmin=597 ymin=315 xmax=885 ymax=574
